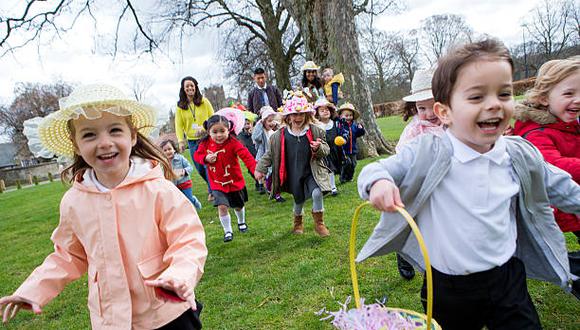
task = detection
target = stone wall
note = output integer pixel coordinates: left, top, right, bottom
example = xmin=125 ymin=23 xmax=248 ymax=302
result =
xmin=0 ymin=161 xmax=60 ymax=186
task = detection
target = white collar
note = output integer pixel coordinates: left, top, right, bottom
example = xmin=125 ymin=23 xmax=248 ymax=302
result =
xmin=82 ymin=157 xmax=152 ymax=192
xmin=446 ymin=130 xmax=507 ymax=165
xmin=256 ymin=83 xmax=267 ymax=90
xmin=287 ymin=124 xmax=310 ymax=137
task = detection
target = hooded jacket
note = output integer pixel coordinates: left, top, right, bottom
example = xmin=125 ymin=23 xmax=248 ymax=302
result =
xmin=14 ymin=160 xmax=207 ymax=329
xmin=513 ymin=103 xmax=580 ymax=232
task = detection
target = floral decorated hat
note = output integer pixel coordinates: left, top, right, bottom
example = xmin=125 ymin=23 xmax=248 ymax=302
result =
xmin=337 ymin=102 xmax=360 ymax=120
xmin=280 ymin=91 xmax=315 ymax=116
xmin=23 ymin=84 xmax=161 ymax=159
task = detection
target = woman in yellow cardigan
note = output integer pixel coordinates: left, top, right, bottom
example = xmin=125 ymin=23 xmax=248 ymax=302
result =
xmin=175 ymin=76 xmax=215 ymax=201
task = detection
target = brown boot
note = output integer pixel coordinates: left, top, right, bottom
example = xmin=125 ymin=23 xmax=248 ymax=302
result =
xmin=312 ymin=211 xmax=330 ymax=237
xmin=292 ymin=214 xmax=304 ymax=234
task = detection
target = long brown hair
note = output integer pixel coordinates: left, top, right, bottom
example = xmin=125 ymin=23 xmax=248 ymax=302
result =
xmin=62 ymin=115 xmax=175 ymax=183
xmin=177 ymin=76 xmax=203 ymax=109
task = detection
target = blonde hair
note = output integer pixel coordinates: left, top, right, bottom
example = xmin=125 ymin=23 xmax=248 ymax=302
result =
xmin=63 ymin=114 xmax=175 ymax=183
xmin=523 ymin=56 xmax=580 ymax=110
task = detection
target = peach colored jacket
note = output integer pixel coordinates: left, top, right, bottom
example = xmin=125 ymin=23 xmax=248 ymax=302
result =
xmin=14 ymin=164 xmax=207 ymax=329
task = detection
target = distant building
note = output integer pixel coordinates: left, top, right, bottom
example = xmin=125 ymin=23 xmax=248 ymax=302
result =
xmin=203 ymin=85 xmax=227 ymax=109
xmin=0 ymin=143 xmax=17 ymax=168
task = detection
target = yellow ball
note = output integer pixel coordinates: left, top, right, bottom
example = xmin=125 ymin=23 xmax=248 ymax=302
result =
xmin=334 ymin=136 xmax=346 ymax=146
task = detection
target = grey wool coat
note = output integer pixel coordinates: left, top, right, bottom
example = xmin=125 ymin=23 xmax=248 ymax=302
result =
xmin=256 ymin=124 xmax=332 ymax=199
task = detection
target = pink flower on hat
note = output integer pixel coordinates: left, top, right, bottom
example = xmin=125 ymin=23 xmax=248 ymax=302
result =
xmin=282 ymin=94 xmax=315 ymax=116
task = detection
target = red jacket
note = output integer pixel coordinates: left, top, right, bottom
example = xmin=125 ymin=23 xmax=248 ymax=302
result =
xmin=514 ymin=104 xmax=580 ymax=232
xmin=194 ymin=136 xmax=257 ymax=193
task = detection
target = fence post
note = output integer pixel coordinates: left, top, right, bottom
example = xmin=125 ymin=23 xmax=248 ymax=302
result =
xmin=0 ymin=179 xmax=5 ymax=193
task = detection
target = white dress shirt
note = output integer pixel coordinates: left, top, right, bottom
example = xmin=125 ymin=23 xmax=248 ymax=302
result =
xmin=416 ymin=131 xmax=520 ymax=275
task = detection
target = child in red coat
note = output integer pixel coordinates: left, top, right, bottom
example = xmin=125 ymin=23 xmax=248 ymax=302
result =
xmin=194 ymin=115 xmax=257 ymax=242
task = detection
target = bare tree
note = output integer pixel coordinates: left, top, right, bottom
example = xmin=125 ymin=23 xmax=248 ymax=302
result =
xmin=420 ymin=14 xmax=473 ymax=64
xmin=129 ymin=75 xmax=154 ymax=101
xmin=283 ymin=0 xmax=399 ymax=156
xmin=524 ymin=0 xmax=579 ymax=60
xmin=0 ymin=81 xmax=73 ymax=158
xmin=392 ymin=30 xmax=420 ymax=90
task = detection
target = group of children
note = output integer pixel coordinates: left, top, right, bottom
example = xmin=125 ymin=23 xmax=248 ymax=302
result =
xmin=0 ymin=38 xmax=578 ymax=329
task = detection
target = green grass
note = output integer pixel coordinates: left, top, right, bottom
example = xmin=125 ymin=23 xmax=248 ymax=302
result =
xmin=1 ymin=117 xmax=579 ymax=329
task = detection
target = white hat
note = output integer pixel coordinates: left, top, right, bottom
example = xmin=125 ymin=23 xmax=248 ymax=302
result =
xmin=23 ymin=84 xmax=160 ymax=158
xmin=301 ymin=61 xmax=320 ymax=71
xmin=402 ymin=69 xmax=434 ymax=102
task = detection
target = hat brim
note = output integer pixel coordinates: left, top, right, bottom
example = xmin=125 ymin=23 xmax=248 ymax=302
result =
xmin=338 ymin=107 xmax=360 ymax=120
xmin=280 ymin=108 xmax=316 ymax=116
xmin=402 ymin=90 xmax=434 ymax=102
xmin=37 ymin=99 xmax=157 ymax=158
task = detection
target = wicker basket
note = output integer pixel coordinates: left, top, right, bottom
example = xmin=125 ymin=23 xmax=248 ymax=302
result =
xmin=349 ymin=202 xmax=442 ymax=329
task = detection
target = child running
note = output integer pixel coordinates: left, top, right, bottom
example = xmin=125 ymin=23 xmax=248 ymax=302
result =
xmin=314 ymin=98 xmax=342 ymax=196
xmin=396 ymin=69 xmax=444 ymax=153
xmin=336 ymin=102 xmax=365 ymax=183
xmin=194 ymin=115 xmax=256 ymax=243
xmin=252 ymin=106 xmax=285 ymax=202
xmin=255 ymin=92 xmax=331 ymax=237
xmin=357 ymin=39 xmax=580 ymax=329
xmin=160 ymin=139 xmax=203 ymax=210
xmin=513 ymin=55 xmax=580 ymax=298
xmin=1 ymin=84 xmax=207 ymax=329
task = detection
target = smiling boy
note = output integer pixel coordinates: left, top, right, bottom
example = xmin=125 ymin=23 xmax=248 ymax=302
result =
xmin=357 ymin=39 xmax=580 ymax=329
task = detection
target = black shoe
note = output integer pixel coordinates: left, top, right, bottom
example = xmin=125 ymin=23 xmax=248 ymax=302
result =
xmin=238 ymin=223 xmax=248 ymax=233
xmin=223 ymin=232 xmax=233 ymax=242
xmin=331 ymin=189 xmax=338 ymax=196
xmin=572 ymin=280 xmax=580 ymax=300
xmin=397 ymin=254 xmax=415 ymax=280
xmin=275 ymin=195 xmax=286 ymax=203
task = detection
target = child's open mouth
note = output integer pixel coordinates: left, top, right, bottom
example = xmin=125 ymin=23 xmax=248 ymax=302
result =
xmin=477 ymin=118 xmax=502 ymax=132
xmin=566 ymin=108 xmax=579 ymax=115
xmin=97 ymin=152 xmax=118 ymax=161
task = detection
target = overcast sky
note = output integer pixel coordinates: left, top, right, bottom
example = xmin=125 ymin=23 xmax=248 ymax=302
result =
xmin=0 ymin=0 xmax=544 ymax=142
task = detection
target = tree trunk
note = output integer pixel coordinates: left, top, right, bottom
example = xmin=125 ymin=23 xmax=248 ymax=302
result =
xmin=283 ymin=0 xmax=394 ymax=157
xmin=257 ymin=0 xmax=293 ymax=90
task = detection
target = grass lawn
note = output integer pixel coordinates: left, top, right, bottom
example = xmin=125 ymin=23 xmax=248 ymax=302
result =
xmin=1 ymin=117 xmax=579 ymax=329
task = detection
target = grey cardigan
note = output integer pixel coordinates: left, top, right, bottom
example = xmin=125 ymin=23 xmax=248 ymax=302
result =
xmin=357 ymin=133 xmax=580 ymax=289
xmin=251 ymin=121 xmax=269 ymax=161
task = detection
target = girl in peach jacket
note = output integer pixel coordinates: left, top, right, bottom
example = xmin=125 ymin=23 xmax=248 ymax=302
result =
xmin=0 ymin=84 xmax=207 ymax=330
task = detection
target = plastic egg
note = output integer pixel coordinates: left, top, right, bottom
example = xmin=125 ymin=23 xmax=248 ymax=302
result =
xmin=334 ymin=136 xmax=346 ymax=146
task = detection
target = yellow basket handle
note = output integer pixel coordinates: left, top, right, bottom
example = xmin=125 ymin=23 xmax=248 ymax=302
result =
xmin=349 ymin=201 xmax=434 ymax=330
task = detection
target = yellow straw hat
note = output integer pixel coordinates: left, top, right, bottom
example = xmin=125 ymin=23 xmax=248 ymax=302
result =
xmin=23 ymin=84 xmax=159 ymax=158
xmin=338 ymin=102 xmax=360 ymax=120
xmin=301 ymin=61 xmax=320 ymax=71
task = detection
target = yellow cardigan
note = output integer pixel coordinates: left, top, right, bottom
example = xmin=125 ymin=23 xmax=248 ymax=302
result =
xmin=174 ymin=97 xmax=214 ymax=142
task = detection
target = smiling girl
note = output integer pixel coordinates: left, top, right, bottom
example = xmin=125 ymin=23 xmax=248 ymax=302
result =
xmin=194 ymin=115 xmax=257 ymax=243
xmin=1 ymin=84 xmax=207 ymax=329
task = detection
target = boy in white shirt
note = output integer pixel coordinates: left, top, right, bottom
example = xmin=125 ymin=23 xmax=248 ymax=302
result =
xmin=357 ymin=39 xmax=580 ymax=329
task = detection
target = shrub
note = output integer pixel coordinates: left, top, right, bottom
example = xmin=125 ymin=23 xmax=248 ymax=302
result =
xmin=48 ymin=172 xmax=54 ymax=182
xmin=16 ymin=180 xmax=22 ymax=189
xmin=33 ymin=175 xmax=39 ymax=185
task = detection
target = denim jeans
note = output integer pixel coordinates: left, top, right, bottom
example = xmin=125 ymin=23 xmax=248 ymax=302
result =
xmin=179 ymin=187 xmax=202 ymax=209
xmin=187 ymin=139 xmax=212 ymax=194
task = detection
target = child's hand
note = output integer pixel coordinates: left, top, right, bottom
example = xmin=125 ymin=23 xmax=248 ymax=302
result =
xmin=310 ymin=138 xmax=322 ymax=152
xmin=174 ymin=169 xmax=186 ymax=177
xmin=254 ymin=171 xmax=265 ymax=182
xmin=145 ymin=278 xmax=197 ymax=311
xmin=369 ymin=179 xmax=404 ymax=212
xmin=0 ymin=295 xmax=42 ymax=324
xmin=205 ymin=153 xmax=217 ymax=164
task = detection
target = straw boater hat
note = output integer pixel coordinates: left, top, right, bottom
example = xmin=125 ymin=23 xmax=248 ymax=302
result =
xmin=23 ymin=84 xmax=159 ymax=159
xmin=281 ymin=91 xmax=315 ymax=116
xmin=301 ymin=61 xmax=320 ymax=72
xmin=402 ymin=69 xmax=434 ymax=102
xmin=337 ymin=102 xmax=360 ymax=120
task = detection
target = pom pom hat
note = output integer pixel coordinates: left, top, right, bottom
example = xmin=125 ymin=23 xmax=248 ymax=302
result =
xmin=23 ymin=84 xmax=159 ymax=158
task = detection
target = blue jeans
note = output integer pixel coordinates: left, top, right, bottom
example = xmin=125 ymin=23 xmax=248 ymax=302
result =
xmin=187 ymin=139 xmax=212 ymax=194
xmin=180 ymin=187 xmax=202 ymax=210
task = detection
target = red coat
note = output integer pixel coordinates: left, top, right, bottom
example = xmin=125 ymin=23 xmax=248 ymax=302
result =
xmin=194 ymin=137 xmax=257 ymax=193
xmin=514 ymin=104 xmax=580 ymax=232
